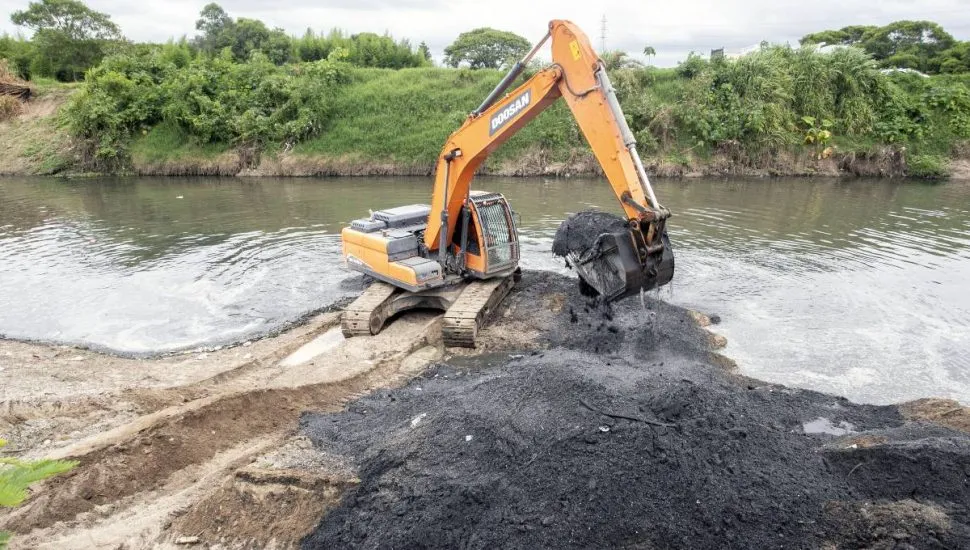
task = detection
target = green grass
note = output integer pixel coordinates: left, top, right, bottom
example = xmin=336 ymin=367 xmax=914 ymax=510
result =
xmin=27 ymin=78 xmax=79 ymax=98
xmin=130 ymin=121 xmax=232 ymax=164
xmin=295 ymin=67 xmax=584 ymax=167
xmin=907 ymin=154 xmax=950 ymax=178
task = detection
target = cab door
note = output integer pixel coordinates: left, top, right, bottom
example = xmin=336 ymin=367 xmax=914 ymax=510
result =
xmin=470 ymin=194 xmax=519 ymax=276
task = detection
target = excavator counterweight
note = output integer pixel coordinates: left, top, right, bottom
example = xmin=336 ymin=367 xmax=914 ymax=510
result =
xmin=340 ymin=19 xmax=675 ymax=346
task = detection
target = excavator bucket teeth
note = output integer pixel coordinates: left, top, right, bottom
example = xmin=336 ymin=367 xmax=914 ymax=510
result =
xmin=553 ymin=211 xmax=674 ymax=302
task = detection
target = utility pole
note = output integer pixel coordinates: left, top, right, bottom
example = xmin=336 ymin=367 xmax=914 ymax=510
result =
xmin=600 ymin=14 xmax=607 ymax=52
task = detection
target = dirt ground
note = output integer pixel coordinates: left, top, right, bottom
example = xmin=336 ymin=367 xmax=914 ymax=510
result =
xmin=0 ymin=305 xmax=447 ymax=548
xmin=1 ymin=271 xmax=968 ymax=549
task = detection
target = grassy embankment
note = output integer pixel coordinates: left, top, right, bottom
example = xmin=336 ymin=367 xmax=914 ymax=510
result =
xmin=0 ymin=72 xmax=78 ymax=176
xmin=127 ymin=67 xmax=582 ymax=177
xmin=4 ymin=47 xmax=970 ymax=178
xmin=132 ymin=64 xmax=970 ymax=179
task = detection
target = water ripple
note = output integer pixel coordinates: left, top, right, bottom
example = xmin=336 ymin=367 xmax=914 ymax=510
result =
xmin=2 ymin=176 xmax=970 ymax=405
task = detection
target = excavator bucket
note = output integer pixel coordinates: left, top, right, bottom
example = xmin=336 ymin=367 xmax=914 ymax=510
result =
xmin=553 ymin=211 xmax=674 ymax=301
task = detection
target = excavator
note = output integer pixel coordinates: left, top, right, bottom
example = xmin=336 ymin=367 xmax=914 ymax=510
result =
xmin=340 ymin=19 xmax=674 ymax=346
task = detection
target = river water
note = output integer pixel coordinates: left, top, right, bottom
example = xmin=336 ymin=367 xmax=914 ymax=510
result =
xmin=1 ymin=176 xmax=969 ymax=404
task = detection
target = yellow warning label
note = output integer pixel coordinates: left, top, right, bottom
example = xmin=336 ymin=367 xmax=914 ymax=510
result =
xmin=569 ymin=41 xmax=582 ymax=61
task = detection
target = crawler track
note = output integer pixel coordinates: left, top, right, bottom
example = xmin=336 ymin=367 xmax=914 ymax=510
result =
xmin=341 ymin=276 xmax=516 ymax=348
xmin=442 ymin=276 xmax=515 ymax=347
xmin=341 ymin=281 xmax=399 ymax=337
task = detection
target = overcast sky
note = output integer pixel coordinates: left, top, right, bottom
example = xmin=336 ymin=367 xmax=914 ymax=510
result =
xmin=2 ymin=0 xmax=969 ymax=66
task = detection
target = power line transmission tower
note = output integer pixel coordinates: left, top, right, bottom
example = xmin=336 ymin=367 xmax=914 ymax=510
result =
xmin=600 ymin=14 xmax=607 ymax=52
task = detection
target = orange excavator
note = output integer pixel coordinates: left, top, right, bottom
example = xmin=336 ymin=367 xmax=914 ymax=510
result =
xmin=341 ymin=19 xmax=674 ymax=346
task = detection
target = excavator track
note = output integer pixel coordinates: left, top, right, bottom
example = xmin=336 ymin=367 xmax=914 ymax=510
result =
xmin=442 ymin=275 xmax=516 ymax=348
xmin=341 ymin=281 xmax=400 ymax=338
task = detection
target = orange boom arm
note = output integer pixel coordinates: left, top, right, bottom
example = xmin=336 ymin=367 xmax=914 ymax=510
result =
xmin=424 ymin=19 xmax=663 ymax=253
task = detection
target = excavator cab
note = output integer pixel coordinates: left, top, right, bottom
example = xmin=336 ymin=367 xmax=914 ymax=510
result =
xmin=451 ymin=192 xmax=520 ymax=279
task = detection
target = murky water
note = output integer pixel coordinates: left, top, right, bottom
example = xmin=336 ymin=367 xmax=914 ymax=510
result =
xmin=2 ymin=176 xmax=969 ymax=404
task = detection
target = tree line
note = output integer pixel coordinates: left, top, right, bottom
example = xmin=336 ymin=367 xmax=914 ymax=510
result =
xmin=0 ymin=0 xmax=436 ymax=81
xmin=0 ymin=0 xmax=553 ymax=82
xmin=8 ymin=0 xmax=967 ymax=85
xmin=801 ymin=20 xmax=970 ymax=75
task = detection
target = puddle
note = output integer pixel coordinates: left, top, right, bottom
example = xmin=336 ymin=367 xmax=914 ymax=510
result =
xmin=802 ymin=417 xmax=857 ymax=436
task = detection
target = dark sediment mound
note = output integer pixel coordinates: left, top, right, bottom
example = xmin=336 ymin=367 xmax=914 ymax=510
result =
xmin=301 ymin=272 xmax=970 ymax=549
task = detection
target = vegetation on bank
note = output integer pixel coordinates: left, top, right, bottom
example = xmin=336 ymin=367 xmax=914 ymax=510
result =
xmin=51 ymin=41 xmax=970 ymax=178
xmin=2 ymin=0 xmax=969 ymax=177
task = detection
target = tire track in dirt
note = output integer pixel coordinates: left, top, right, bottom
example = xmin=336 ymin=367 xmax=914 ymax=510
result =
xmin=0 ymin=313 xmax=442 ymax=539
xmin=0 ymin=312 xmax=344 ymax=460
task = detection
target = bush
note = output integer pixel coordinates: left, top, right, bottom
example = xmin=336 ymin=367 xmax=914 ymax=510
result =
xmin=676 ymin=52 xmax=707 ymax=79
xmin=60 ymin=36 xmax=970 ymax=172
xmin=670 ymin=45 xmax=889 ymax=150
xmin=907 ymin=153 xmax=949 ymax=178
xmin=606 ymin=43 xmax=970 ymax=163
xmin=293 ymin=28 xmax=429 ymax=68
xmin=64 ymin=45 xmax=351 ymax=167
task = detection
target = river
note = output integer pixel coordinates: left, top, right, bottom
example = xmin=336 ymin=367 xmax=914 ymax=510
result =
xmin=1 ymin=175 xmax=968 ymax=405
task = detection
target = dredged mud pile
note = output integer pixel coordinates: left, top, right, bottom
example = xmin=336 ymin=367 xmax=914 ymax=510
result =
xmin=550 ymin=210 xmax=628 ymax=257
xmin=300 ymin=272 xmax=970 ymax=549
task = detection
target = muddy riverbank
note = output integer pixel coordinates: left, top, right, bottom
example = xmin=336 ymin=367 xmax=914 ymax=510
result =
xmin=1 ymin=272 xmax=969 ymax=549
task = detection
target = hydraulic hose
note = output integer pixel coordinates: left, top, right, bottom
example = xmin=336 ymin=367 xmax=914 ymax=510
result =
xmin=472 ymin=32 xmax=551 ymax=116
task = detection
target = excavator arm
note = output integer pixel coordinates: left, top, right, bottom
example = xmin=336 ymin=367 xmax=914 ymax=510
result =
xmin=424 ymin=19 xmax=673 ymax=300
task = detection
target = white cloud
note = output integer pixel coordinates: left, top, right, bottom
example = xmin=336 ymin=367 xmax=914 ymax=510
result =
xmin=1 ymin=0 xmax=968 ymax=66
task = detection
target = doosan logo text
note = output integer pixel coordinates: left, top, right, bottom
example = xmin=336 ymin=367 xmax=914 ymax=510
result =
xmin=489 ymin=91 xmax=531 ymax=135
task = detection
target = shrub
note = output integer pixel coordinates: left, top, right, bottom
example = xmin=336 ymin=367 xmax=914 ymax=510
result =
xmin=676 ymin=52 xmax=707 ymax=79
xmin=907 ymin=153 xmax=949 ymax=178
xmin=64 ymin=46 xmax=351 ymax=167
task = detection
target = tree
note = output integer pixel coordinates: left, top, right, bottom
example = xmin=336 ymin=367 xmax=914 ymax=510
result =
xmin=443 ymin=28 xmax=530 ymax=69
xmin=194 ymin=5 xmax=291 ymax=65
xmin=642 ymin=45 xmax=656 ymax=64
xmin=263 ymin=28 xmax=293 ymax=65
xmin=418 ymin=41 xmax=432 ymax=63
xmin=864 ymin=21 xmax=953 ymax=60
xmin=801 ymin=25 xmax=877 ymax=47
xmin=230 ymin=18 xmax=270 ymax=61
xmin=10 ymin=0 xmax=122 ymax=80
xmin=10 ymin=0 xmax=119 ymax=40
xmin=938 ymin=41 xmax=970 ymax=74
xmin=800 ymin=20 xmax=962 ymax=74
xmin=194 ymin=2 xmax=233 ymax=54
